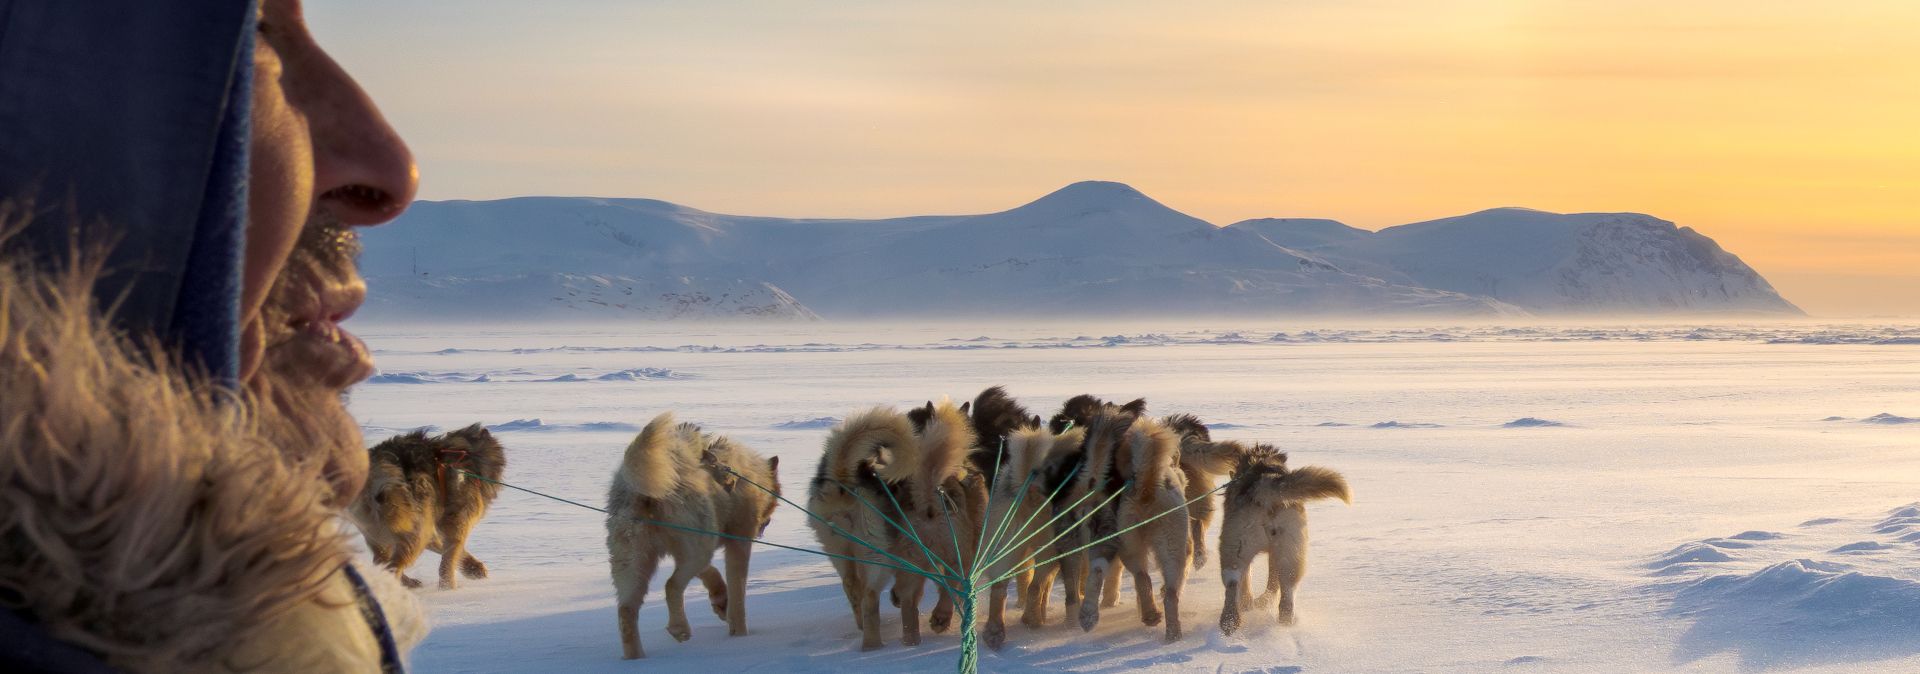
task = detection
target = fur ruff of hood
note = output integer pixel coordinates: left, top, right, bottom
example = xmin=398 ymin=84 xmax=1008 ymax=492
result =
xmin=0 ymin=251 xmax=426 ymax=671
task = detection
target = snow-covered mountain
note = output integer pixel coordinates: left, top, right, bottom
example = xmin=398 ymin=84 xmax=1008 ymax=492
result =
xmin=358 ymin=182 xmax=1517 ymax=321
xmin=357 ymin=183 xmax=1794 ymax=321
xmin=1229 ymin=207 xmax=1801 ymax=315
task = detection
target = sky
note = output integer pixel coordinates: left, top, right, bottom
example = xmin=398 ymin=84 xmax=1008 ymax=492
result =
xmin=312 ymin=1 xmax=1920 ymax=317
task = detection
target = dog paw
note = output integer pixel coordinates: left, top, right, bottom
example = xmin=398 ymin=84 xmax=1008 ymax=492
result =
xmin=860 ymin=640 xmax=884 ymax=652
xmin=1191 ymin=553 xmax=1208 ymax=569
xmin=1163 ymin=624 xmax=1183 ymax=643
xmin=708 ymin=595 xmax=729 ymax=620
xmin=1253 ymin=592 xmax=1276 ymax=609
xmin=930 ymin=609 xmax=953 ymax=633
xmin=666 ymin=621 xmax=692 ymax=643
xmin=1020 ymin=609 xmax=1045 ymax=628
xmin=985 ymin=623 xmax=1006 ymax=650
xmin=1220 ymin=613 xmax=1241 ymax=636
xmin=401 ymin=575 xmax=422 ymax=589
xmin=438 ymin=578 xmax=457 ymax=591
xmin=1276 ymin=609 xmax=1296 ymax=627
xmin=1140 ymin=609 xmax=1162 ymax=627
xmin=460 ymin=558 xmax=489 ymax=579
xmin=1078 ymin=606 xmax=1099 ymax=633
xmin=902 ymin=630 xmax=921 ymax=647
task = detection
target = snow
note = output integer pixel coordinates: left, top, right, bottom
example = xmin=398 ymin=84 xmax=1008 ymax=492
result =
xmin=347 ymin=320 xmax=1920 ymax=673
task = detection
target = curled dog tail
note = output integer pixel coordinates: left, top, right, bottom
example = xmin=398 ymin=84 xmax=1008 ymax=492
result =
xmin=995 ymin=426 xmax=1056 ymax=492
xmin=1180 ymin=438 xmax=1245 ymax=477
xmin=1128 ymin=418 xmax=1180 ymax=503
xmin=914 ymin=399 xmax=976 ymax=498
xmin=1272 ymin=466 xmax=1352 ymax=505
xmin=823 ymin=407 xmax=920 ymax=484
xmin=619 ymin=412 xmax=696 ymax=498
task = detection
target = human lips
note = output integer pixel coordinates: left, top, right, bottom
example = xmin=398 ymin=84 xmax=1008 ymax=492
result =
xmin=280 ymin=277 xmax=372 ymax=390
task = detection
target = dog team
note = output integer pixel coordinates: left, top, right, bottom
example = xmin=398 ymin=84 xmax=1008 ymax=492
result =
xmin=348 ymin=386 xmax=1351 ymax=659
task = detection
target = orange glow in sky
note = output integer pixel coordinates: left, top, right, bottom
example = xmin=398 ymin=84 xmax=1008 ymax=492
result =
xmin=315 ymin=1 xmax=1920 ymax=316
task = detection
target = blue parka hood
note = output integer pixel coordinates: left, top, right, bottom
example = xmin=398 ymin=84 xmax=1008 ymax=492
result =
xmin=1 ymin=2 xmax=257 ymax=670
xmin=1 ymin=0 xmax=258 ymax=385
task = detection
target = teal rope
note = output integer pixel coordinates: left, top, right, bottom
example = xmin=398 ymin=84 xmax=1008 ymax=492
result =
xmin=724 ymin=469 xmax=958 ymax=583
xmin=460 ymin=471 xmax=937 ymax=578
xmin=990 ymin=482 xmax=1229 ymax=586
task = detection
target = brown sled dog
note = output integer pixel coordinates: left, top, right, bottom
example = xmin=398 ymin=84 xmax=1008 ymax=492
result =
xmin=1162 ymin=414 xmax=1246 ymax=568
xmin=608 ymin=412 xmax=780 ymax=660
xmin=1073 ymin=405 xmax=1194 ymax=642
xmin=353 ymin=423 xmax=506 ymax=590
xmin=900 ymin=400 xmax=989 ymax=639
xmin=1217 ymin=444 xmax=1351 ymax=634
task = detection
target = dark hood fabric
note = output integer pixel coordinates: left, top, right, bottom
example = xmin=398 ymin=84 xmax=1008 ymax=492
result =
xmin=0 ymin=0 xmax=257 ymax=385
xmin=1 ymin=1 xmax=257 ymax=670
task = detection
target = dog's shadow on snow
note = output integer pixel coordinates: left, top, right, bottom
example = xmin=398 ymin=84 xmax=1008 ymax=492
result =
xmin=412 ymin=576 xmax=1297 ymax=673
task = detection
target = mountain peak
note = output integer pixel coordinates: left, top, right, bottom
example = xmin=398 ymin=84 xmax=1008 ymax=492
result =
xmin=1016 ymin=180 xmax=1157 ymax=212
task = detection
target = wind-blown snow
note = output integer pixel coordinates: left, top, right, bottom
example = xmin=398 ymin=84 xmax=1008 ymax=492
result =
xmin=345 ymin=321 xmax=1920 ymax=673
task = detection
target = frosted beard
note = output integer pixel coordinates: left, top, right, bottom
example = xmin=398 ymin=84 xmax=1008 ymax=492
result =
xmin=252 ymin=211 xmax=371 ymax=508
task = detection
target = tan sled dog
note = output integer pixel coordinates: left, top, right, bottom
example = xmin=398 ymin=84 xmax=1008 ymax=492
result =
xmin=1217 ymin=444 xmax=1351 ymax=634
xmin=807 ymin=407 xmax=924 ymax=651
xmin=354 ymin=423 xmax=506 ymax=590
xmin=1077 ymin=413 xmax=1193 ymax=642
xmin=608 ymin=413 xmax=781 ymax=659
xmin=981 ymin=422 xmax=1084 ymax=649
xmin=896 ymin=400 xmax=987 ymax=642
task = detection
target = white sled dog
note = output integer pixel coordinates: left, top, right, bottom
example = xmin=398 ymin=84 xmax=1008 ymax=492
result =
xmin=607 ymin=413 xmax=781 ymax=659
xmin=1216 ymin=443 xmax=1350 ymax=634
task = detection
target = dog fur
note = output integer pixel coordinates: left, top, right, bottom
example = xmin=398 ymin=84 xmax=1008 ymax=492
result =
xmin=1216 ymin=444 xmax=1351 ymax=634
xmin=606 ymin=412 xmax=781 ymax=659
xmin=980 ymin=421 xmax=1085 ymax=649
xmin=352 ymin=423 xmax=506 ymax=590
xmin=898 ymin=399 xmax=987 ymax=641
xmin=1162 ymin=414 xmax=1248 ymax=568
xmin=806 ymin=406 xmax=926 ymax=651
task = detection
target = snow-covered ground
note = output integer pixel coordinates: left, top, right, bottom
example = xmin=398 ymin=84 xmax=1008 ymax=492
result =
xmin=347 ymin=321 xmax=1920 ymax=673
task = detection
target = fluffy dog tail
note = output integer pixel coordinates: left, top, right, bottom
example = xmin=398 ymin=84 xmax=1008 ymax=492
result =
xmin=823 ymin=407 xmax=920 ymax=484
xmin=618 ymin=412 xmax=696 ymax=498
xmin=1181 ymin=438 xmax=1245 ymax=477
xmin=914 ymin=399 xmax=977 ymax=497
xmin=1271 ymin=466 xmax=1352 ymax=505
xmin=995 ymin=426 xmax=1056 ymax=492
xmin=1127 ymin=418 xmax=1180 ymax=503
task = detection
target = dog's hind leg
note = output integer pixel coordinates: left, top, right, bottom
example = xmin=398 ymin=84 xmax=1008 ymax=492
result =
xmin=612 ymin=546 xmax=658 ymax=659
xmin=1101 ymin=557 xmax=1123 ymax=608
xmin=387 ymin=529 xmax=430 ymax=589
xmin=831 ymin=558 xmax=864 ymax=630
xmin=662 ymin=553 xmax=710 ymax=643
xmin=1189 ymin=516 xmax=1209 ymax=569
xmin=698 ymin=565 xmax=728 ymax=620
xmin=722 ymin=539 xmax=752 ymax=635
xmin=1021 ymin=561 xmax=1057 ymax=627
xmin=895 ymin=571 xmax=925 ymax=646
xmin=1154 ymin=522 xmax=1190 ymax=642
xmin=435 ymin=514 xmax=481 ymax=590
xmin=1078 ymin=554 xmax=1112 ymax=632
xmin=1252 ymin=552 xmax=1279 ymax=608
xmin=1059 ymin=552 xmax=1086 ymax=629
xmin=1272 ymin=526 xmax=1307 ymax=626
xmin=984 ymin=578 xmax=1011 ymax=650
xmin=1216 ymin=524 xmax=1256 ymax=636
xmin=1124 ymin=544 xmax=1160 ymax=628
xmin=929 ymin=584 xmax=954 ymax=634
xmin=858 ymin=574 xmax=886 ymax=651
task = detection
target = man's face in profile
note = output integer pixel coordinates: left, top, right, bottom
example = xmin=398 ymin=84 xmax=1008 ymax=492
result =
xmin=244 ymin=0 xmax=417 ymax=505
